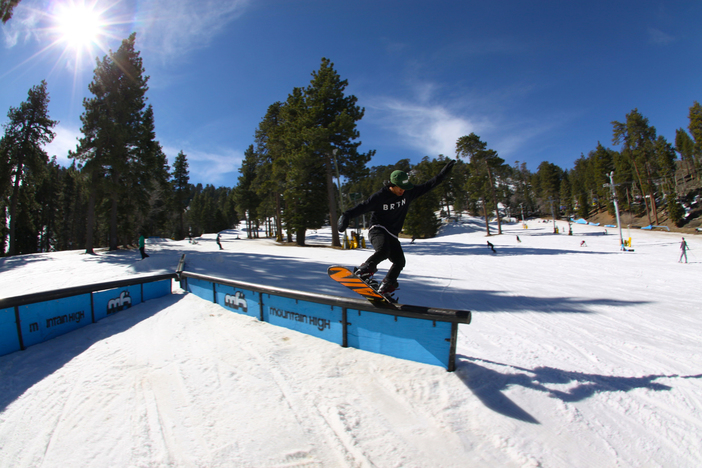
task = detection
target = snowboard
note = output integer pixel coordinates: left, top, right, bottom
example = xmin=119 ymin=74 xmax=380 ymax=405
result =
xmin=327 ymin=265 xmax=397 ymax=308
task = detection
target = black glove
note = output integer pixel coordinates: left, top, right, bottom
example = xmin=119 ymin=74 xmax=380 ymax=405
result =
xmin=440 ymin=159 xmax=456 ymax=175
xmin=337 ymin=213 xmax=349 ymax=232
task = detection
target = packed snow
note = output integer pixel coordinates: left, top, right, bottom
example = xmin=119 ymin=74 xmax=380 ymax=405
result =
xmin=0 ymin=217 xmax=700 ymax=468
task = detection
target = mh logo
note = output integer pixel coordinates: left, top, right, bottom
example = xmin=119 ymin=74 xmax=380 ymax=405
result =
xmin=224 ymin=291 xmax=248 ymax=313
xmin=107 ymin=291 xmax=132 ymax=315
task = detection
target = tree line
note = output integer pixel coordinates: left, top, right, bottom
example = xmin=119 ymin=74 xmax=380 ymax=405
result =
xmin=0 ymin=34 xmax=238 ymax=256
xmin=3 ymin=32 xmax=701 ymax=256
xmin=237 ymin=77 xmax=702 ymax=242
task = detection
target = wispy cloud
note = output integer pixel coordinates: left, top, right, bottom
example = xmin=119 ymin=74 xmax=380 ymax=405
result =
xmin=366 ymin=81 xmax=489 ymax=158
xmin=365 ymin=78 xmax=578 ymax=167
xmin=370 ymin=98 xmax=479 ymax=157
xmin=647 ymin=27 xmax=674 ymax=46
xmin=2 ymin=1 xmax=44 ymax=48
xmin=3 ymin=0 xmax=249 ymax=64
xmin=163 ymin=145 xmax=242 ymax=186
xmin=135 ymin=0 xmax=249 ymax=64
xmin=42 ymin=126 xmax=242 ymax=186
xmin=43 ymin=123 xmax=80 ymax=166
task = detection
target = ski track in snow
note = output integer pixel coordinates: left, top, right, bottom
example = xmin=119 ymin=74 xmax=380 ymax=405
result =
xmin=0 ymin=218 xmax=701 ymax=467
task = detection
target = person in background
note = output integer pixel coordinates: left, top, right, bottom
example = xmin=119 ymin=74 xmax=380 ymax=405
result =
xmin=679 ymin=237 xmax=689 ymax=263
xmin=139 ymin=234 xmax=149 ymax=259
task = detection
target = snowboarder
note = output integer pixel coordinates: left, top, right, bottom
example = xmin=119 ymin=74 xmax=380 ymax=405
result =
xmin=216 ymin=232 xmax=223 ymax=250
xmin=337 ymin=159 xmax=456 ymax=294
xmin=679 ymin=237 xmax=689 ymax=263
xmin=138 ymin=234 xmax=149 ymax=259
xmin=487 ymin=241 xmax=496 ymax=253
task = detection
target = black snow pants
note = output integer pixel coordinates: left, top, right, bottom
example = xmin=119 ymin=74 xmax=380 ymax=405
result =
xmin=362 ymin=227 xmax=406 ymax=284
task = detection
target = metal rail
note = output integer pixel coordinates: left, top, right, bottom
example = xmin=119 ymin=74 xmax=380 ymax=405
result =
xmin=180 ymin=271 xmax=471 ymax=324
xmin=0 ymin=273 xmax=177 ymax=310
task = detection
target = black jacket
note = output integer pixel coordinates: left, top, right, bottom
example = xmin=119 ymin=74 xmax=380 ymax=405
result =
xmin=343 ymin=162 xmax=454 ymax=236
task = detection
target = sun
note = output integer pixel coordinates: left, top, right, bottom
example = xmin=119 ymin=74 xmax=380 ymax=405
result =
xmin=54 ymin=2 xmax=104 ymax=51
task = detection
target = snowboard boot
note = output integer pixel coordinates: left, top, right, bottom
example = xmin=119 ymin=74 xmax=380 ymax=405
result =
xmin=354 ymin=265 xmax=377 ymax=282
xmin=378 ymin=279 xmax=399 ymax=295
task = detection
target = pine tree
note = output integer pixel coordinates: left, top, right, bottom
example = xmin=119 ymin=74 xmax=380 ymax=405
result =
xmin=456 ymin=133 xmax=507 ymax=235
xmin=404 ymin=157 xmax=442 ymax=238
xmin=302 ymin=58 xmax=373 ymax=246
xmin=73 ymin=33 xmax=162 ymax=252
xmin=612 ymin=109 xmax=660 ymax=225
xmin=1 ymin=80 xmax=57 ymax=255
xmin=171 ymin=150 xmax=190 ymax=239
xmin=688 ymin=101 xmax=702 ymax=172
xmin=254 ymin=102 xmax=285 ymax=241
xmin=235 ymin=145 xmax=260 ymax=238
xmin=275 ymin=58 xmax=373 ymax=246
xmin=674 ymin=128 xmax=696 ymax=180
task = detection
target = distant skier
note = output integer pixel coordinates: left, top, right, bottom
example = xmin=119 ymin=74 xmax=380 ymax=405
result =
xmin=516 ymin=235 xmax=521 ymax=243
xmin=138 ymin=234 xmax=149 ymax=259
xmin=580 ymin=240 xmax=587 ymax=247
xmin=337 ymin=159 xmax=456 ymax=294
xmin=216 ymin=232 xmax=223 ymax=250
xmin=679 ymin=237 xmax=689 ymax=263
xmin=487 ymin=241 xmax=496 ymax=253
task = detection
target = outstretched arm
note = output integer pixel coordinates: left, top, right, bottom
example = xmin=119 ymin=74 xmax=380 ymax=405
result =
xmin=338 ymin=189 xmax=383 ymax=231
xmin=411 ymin=159 xmax=456 ymax=197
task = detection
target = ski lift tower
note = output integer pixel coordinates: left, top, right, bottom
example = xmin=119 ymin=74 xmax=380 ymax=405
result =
xmin=603 ymin=171 xmax=625 ymax=250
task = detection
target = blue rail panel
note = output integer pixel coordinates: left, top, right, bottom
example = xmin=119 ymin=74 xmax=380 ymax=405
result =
xmin=186 ymin=276 xmax=214 ymax=302
xmin=347 ymin=309 xmax=453 ymax=368
xmin=93 ymin=285 xmax=143 ymax=322
xmin=0 ymin=307 xmax=21 ymax=356
xmin=214 ymin=283 xmax=260 ymax=318
xmin=262 ymin=294 xmax=343 ymax=345
xmin=143 ymin=279 xmax=172 ymax=301
xmin=19 ymin=294 xmax=92 ymax=348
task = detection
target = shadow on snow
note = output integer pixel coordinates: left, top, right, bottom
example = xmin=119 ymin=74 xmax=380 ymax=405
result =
xmin=454 ymin=355 xmax=700 ymax=425
xmin=0 ymin=294 xmax=184 ymax=412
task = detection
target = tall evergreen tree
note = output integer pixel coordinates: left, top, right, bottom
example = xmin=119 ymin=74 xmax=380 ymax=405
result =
xmin=273 ymin=59 xmax=373 ymax=246
xmin=687 ymin=101 xmax=702 ymax=175
xmin=674 ymin=128 xmax=697 ymax=180
xmin=301 ymin=58 xmax=373 ymax=246
xmin=235 ymin=145 xmax=261 ymax=238
xmin=559 ymin=171 xmax=573 ymax=218
xmin=534 ymin=161 xmax=563 ymax=226
xmin=456 ymin=133 xmax=506 ymax=235
xmin=171 ymin=150 xmax=190 ymax=239
xmin=1 ymin=80 xmax=57 ymax=255
xmin=72 ymin=33 xmax=162 ymax=252
xmin=254 ymin=102 xmax=286 ymax=241
xmin=612 ymin=109 xmax=660 ymax=224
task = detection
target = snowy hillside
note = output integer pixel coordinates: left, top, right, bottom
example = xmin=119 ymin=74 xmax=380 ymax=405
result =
xmin=0 ymin=218 xmax=700 ymax=467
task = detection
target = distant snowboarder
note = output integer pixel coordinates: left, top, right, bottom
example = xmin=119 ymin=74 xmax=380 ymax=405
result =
xmin=679 ymin=237 xmax=689 ymax=263
xmin=487 ymin=241 xmax=496 ymax=253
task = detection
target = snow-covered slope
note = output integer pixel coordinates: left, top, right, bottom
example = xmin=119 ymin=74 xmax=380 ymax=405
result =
xmin=0 ymin=218 xmax=700 ymax=467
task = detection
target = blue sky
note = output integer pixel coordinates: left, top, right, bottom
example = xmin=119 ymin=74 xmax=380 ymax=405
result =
xmin=2 ymin=0 xmax=701 ymax=186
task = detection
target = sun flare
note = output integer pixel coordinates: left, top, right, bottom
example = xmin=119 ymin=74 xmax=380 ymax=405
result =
xmin=54 ymin=2 xmax=104 ymax=50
